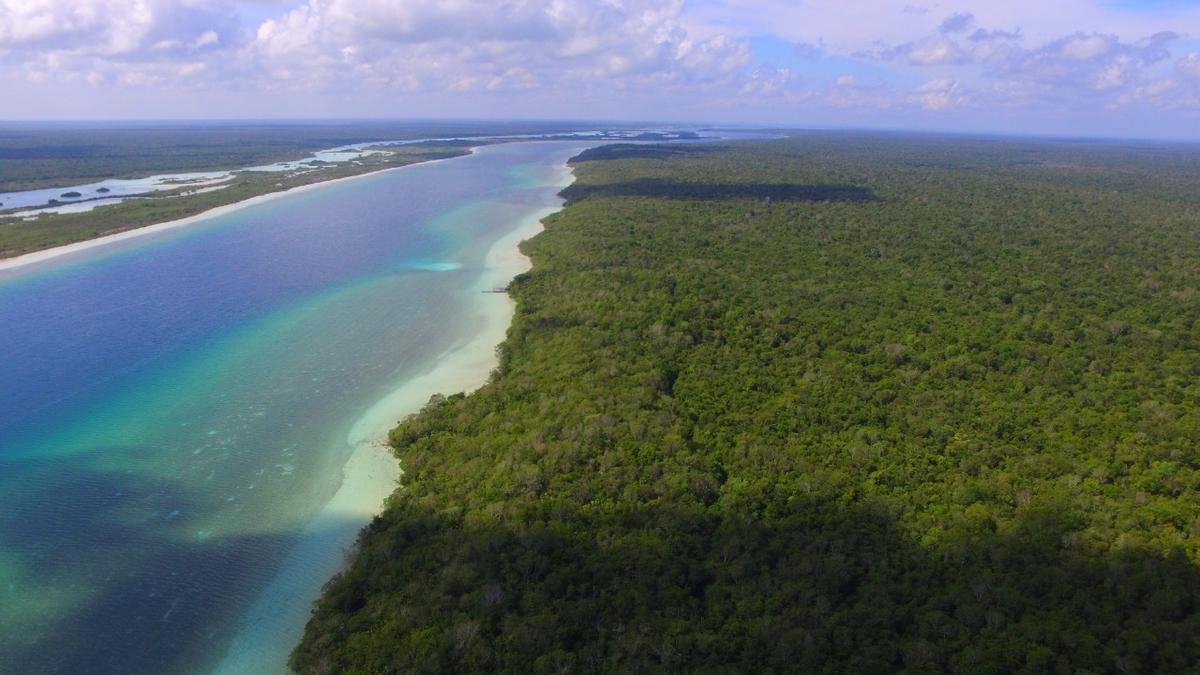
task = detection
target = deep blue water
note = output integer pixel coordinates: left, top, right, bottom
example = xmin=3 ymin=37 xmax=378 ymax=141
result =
xmin=0 ymin=141 xmax=592 ymax=674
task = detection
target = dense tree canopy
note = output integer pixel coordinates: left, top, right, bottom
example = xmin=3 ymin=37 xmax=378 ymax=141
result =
xmin=293 ymin=133 xmax=1200 ymax=674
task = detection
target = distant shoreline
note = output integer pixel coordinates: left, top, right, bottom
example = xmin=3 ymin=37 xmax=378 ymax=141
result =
xmin=0 ymin=150 xmax=474 ymax=275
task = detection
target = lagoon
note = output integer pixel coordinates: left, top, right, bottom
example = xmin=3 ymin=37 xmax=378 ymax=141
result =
xmin=0 ymin=140 xmax=593 ymax=674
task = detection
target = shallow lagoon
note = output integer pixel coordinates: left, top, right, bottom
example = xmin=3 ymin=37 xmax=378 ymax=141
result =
xmin=0 ymin=141 xmax=592 ymax=674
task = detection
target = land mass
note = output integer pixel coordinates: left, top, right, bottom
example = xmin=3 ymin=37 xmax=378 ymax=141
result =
xmin=0 ymin=123 xmax=699 ymax=260
xmin=0 ymin=145 xmax=473 ymax=259
xmin=293 ymin=132 xmax=1200 ymax=673
xmin=0 ymin=120 xmax=609 ymax=192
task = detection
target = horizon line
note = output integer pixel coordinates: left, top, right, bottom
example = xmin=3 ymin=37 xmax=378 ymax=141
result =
xmin=1 ymin=117 xmax=1199 ymax=145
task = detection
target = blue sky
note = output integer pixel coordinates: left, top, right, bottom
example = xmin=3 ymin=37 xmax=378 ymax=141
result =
xmin=1 ymin=0 xmax=1199 ymax=138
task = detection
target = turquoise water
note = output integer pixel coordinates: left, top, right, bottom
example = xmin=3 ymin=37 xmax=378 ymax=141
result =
xmin=0 ymin=141 xmax=592 ymax=674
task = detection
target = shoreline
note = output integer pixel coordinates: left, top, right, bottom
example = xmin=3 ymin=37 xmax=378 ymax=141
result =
xmin=0 ymin=151 xmax=472 ymax=275
xmin=211 ymin=152 xmax=579 ymax=675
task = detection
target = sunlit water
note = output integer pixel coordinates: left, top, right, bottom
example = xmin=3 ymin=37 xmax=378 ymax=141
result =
xmin=0 ymin=141 xmax=593 ymax=674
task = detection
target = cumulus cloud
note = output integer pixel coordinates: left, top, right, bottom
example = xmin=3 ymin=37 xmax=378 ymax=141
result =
xmin=194 ymin=29 xmax=219 ymax=48
xmin=0 ymin=0 xmax=239 ymax=56
xmin=904 ymin=36 xmax=970 ymax=65
xmin=0 ymin=0 xmax=124 ymax=49
xmin=677 ymin=2 xmax=1199 ymax=123
xmin=742 ymin=65 xmax=794 ymax=94
xmin=0 ymin=0 xmax=785 ymax=116
xmin=865 ymin=15 xmax=1181 ymax=110
xmin=1003 ymin=31 xmax=1176 ymax=94
xmin=1060 ymin=33 xmax=1111 ymax=61
xmin=249 ymin=0 xmax=758 ymax=96
xmin=912 ymin=78 xmax=965 ymax=110
xmin=0 ymin=0 xmax=247 ymax=96
xmin=2 ymin=0 xmax=1199 ymax=129
xmin=1178 ymin=53 xmax=1200 ymax=80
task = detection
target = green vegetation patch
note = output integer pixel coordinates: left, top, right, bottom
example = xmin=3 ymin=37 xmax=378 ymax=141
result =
xmin=294 ymin=133 xmax=1200 ymax=674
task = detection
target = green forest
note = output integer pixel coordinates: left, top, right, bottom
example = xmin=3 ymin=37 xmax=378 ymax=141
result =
xmin=292 ymin=133 xmax=1200 ymax=673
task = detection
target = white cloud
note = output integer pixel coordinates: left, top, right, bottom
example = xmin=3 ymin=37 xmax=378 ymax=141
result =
xmin=912 ymin=78 xmax=965 ymax=110
xmin=684 ymin=0 xmax=1200 ymax=50
xmin=1004 ymin=31 xmax=1175 ymax=96
xmin=860 ymin=17 xmax=1181 ymax=114
xmin=1179 ymin=53 xmax=1200 ymax=80
xmin=1061 ymin=34 xmax=1112 ymax=61
xmin=193 ymin=29 xmax=219 ymax=48
xmin=742 ymin=65 xmax=793 ymax=94
xmin=120 ymin=70 xmax=162 ymax=86
xmin=177 ymin=61 xmax=206 ymax=77
xmin=0 ymin=0 xmax=238 ymax=56
xmin=1 ymin=0 xmax=1200 ymax=133
xmin=250 ymin=0 xmax=758 ymax=97
xmin=1093 ymin=55 xmax=1131 ymax=90
xmin=905 ymin=36 xmax=968 ymax=65
xmin=0 ymin=0 xmax=87 ymax=44
xmin=1141 ymin=79 xmax=1175 ymax=97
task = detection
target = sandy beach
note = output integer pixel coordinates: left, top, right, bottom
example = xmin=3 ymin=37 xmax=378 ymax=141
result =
xmin=210 ymin=154 xmax=577 ymax=674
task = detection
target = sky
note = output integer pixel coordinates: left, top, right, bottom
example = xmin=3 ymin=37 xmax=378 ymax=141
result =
xmin=2 ymin=0 xmax=1200 ymax=138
